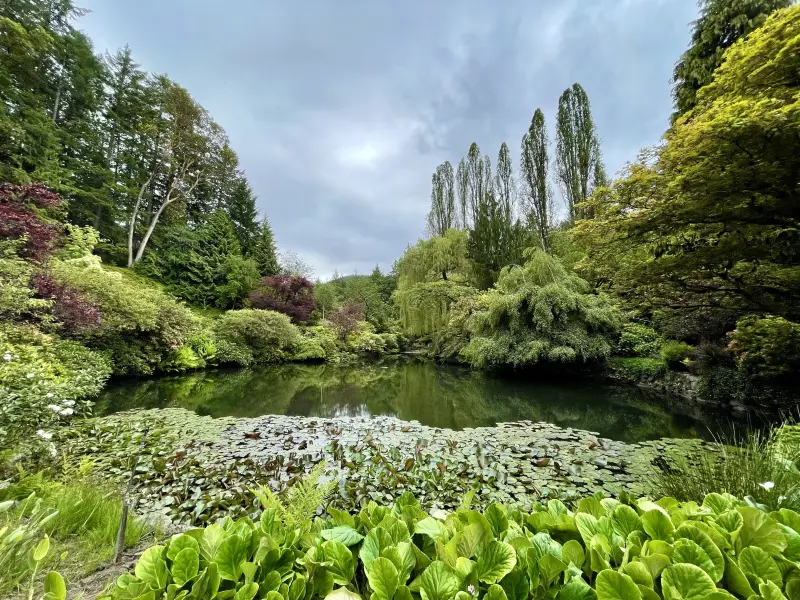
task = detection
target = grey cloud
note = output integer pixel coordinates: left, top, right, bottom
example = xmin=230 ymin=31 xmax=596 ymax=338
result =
xmin=80 ymin=0 xmax=698 ymax=279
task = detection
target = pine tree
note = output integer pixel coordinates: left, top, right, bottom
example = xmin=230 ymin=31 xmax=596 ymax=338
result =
xmin=253 ymin=217 xmax=279 ymax=277
xmin=227 ymin=177 xmax=259 ymax=255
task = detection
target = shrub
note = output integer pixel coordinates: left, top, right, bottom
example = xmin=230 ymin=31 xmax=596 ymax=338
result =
xmin=659 ymin=340 xmax=695 ymax=367
xmin=250 ymin=274 xmax=317 ymax=323
xmin=0 ymin=183 xmax=63 ymax=259
xmin=616 ymin=323 xmax=660 ymax=357
xmin=328 ymin=302 xmax=366 ymax=341
xmin=290 ymin=336 xmax=327 ymax=362
xmin=107 ymin=489 xmax=800 ymax=600
xmin=299 ymin=325 xmax=340 ymax=361
xmin=607 ymin=357 xmax=666 ymax=382
xmin=729 ymin=315 xmax=800 ymax=378
xmin=212 ymin=309 xmax=300 ymax=366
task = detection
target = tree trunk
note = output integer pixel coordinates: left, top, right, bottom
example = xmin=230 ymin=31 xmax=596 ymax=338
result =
xmin=127 ymin=176 xmax=152 ymax=267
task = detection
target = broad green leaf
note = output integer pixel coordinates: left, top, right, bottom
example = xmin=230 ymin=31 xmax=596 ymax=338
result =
xmin=477 ymin=541 xmax=517 ymax=584
xmin=612 ymin=506 xmax=643 ymax=539
xmin=486 ymin=584 xmax=509 ymax=600
xmin=289 ymin=576 xmax=307 ymax=600
xmin=642 ymin=510 xmax=674 ymax=542
xmin=500 ymin=569 xmax=528 ymax=600
xmin=623 ymin=562 xmax=653 ymax=588
xmin=395 ymin=586 xmax=412 ymax=600
xmin=672 ymin=539 xmax=717 ymax=583
xmin=395 ymin=542 xmax=417 ymax=583
xmin=589 ymin=535 xmax=612 ymax=573
xmin=32 ymin=536 xmax=50 ymax=562
xmin=43 ymin=571 xmax=66 ymax=600
xmin=420 ymin=561 xmax=460 ymax=600
xmin=379 ymin=515 xmax=412 ymax=544
xmin=328 ymin=507 xmax=356 ymax=528
xmin=168 ymin=534 xmax=200 ymax=562
xmin=786 ymin=578 xmax=800 ymax=600
xmin=548 ymin=500 xmax=569 ymax=518
xmin=674 ymin=525 xmax=724 ymax=582
xmin=723 ymin=553 xmax=756 ymax=598
xmin=661 ymin=564 xmax=716 ymax=600
xmin=485 ymin=504 xmax=510 ymax=538
xmin=261 ymin=570 xmax=282 ymax=592
xmin=361 ymin=527 xmax=395 ymax=569
xmin=779 ymin=524 xmax=800 ymax=562
xmin=760 ymin=581 xmax=788 ymax=600
xmin=217 ymin=534 xmax=248 ymax=582
xmin=172 ymin=548 xmax=200 ymax=587
xmin=457 ymin=524 xmax=488 ymax=559
xmin=136 ymin=546 xmax=169 ymax=589
xmin=235 ymin=583 xmax=259 ymax=600
xmin=265 ymin=592 xmax=284 ymax=600
xmin=737 ymin=507 xmax=787 ymax=556
xmin=368 ymin=557 xmax=400 ymax=600
xmin=643 ymin=540 xmax=672 ymax=557
xmin=539 ymin=554 xmax=567 ymax=586
xmin=454 ymin=593 xmax=472 ymax=600
xmin=190 ymin=563 xmax=220 ymax=600
xmin=596 ymin=569 xmax=642 ymax=600
xmin=738 ymin=546 xmax=782 ymax=587
xmin=200 ymin=523 xmax=228 ymax=563
xmin=638 ymin=554 xmax=671 ymax=580
xmin=415 ymin=517 xmax=450 ymax=540
xmin=322 ymin=526 xmax=365 ymax=547
xmin=576 ymin=513 xmax=600 ymax=545
xmin=558 ymin=580 xmax=598 ymax=600
xmin=323 ymin=539 xmax=356 ymax=586
xmin=638 ymin=585 xmax=660 ymax=600
xmin=578 ymin=498 xmax=606 ymax=519
xmin=702 ymin=494 xmax=732 ymax=515
xmin=562 ymin=540 xmax=585 ymax=569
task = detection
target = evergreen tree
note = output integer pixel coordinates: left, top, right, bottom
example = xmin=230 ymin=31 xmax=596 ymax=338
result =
xmin=520 ymin=109 xmax=553 ymax=252
xmin=227 ymin=177 xmax=259 ymax=255
xmin=555 ymin=83 xmax=603 ymax=222
xmin=253 ymin=217 xmax=279 ymax=277
xmin=671 ymin=0 xmax=791 ymax=120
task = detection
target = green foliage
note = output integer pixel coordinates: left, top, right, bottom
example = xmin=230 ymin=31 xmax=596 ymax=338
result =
xmin=51 ymin=258 xmax=198 ymax=375
xmin=252 ymin=218 xmax=280 ymax=277
xmin=463 ymin=250 xmax=620 ymax=371
xmin=607 ymin=357 xmax=667 ymax=382
xmin=0 ymin=239 xmax=47 ymax=320
xmin=659 ymin=341 xmax=695 ymax=367
xmin=396 ymin=230 xmax=472 ymax=288
xmin=0 ymin=322 xmax=111 ymax=447
xmin=398 ymin=281 xmax=478 ymax=337
xmin=108 ymin=490 xmax=800 ymax=600
xmin=729 ymin=315 xmax=800 ymax=378
xmin=212 ymin=309 xmax=300 ymax=366
xmin=652 ymin=425 xmax=800 ymax=511
xmin=617 ymin=324 xmax=661 ymax=357
xmin=671 ymin=0 xmax=791 ymax=118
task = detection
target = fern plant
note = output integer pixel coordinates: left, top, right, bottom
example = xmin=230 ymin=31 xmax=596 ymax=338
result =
xmin=251 ymin=462 xmax=334 ymax=534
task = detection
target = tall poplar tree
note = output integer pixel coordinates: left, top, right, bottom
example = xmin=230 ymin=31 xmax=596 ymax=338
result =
xmin=671 ymin=0 xmax=791 ymax=120
xmin=520 ymin=109 xmax=552 ymax=252
xmin=426 ymin=161 xmax=457 ymax=236
xmin=494 ymin=142 xmax=514 ymax=220
xmin=555 ymin=83 xmax=603 ymax=222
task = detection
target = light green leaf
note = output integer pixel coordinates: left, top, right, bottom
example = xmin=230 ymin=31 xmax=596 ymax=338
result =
xmin=361 ymin=527 xmax=395 ymax=570
xmin=578 ymin=498 xmax=606 ymax=519
xmin=674 ymin=525 xmax=724 ymax=582
xmin=562 ymin=540 xmax=585 ymax=569
xmin=33 ymin=536 xmax=50 ymax=562
xmin=43 ymin=571 xmax=67 ymax=600
xmin=395 ymin=586 xmax=412 ymax=600
xmin=785 ymin=578 xmax=800 ymax=600
xmin=172 ymin=548 xmax=199 ymax=587
xmin=477 ymin=541 xmax=517 ymax=584
xmin=638 ymin=585 xmax=660 ymax=600
xmin=235 ymin=583 xmax=259 ymax=600
xmin=289 ymin=576 xmax=307 ymax=600
xmin=672 ymin=539 xmax=716 ymax=582
xmin=737 ymin=507 xmax=787 ymax=556
xmin=395 ymin=542 xmax=417 ymax=583
xmin=454 ymin=593 xmax=472 ymax=600
xmin=328 ymin=507 xmax=356 ymax=528
xmin=595 ymin=569 xmax=642 ymax=600
xmin=217 ymin=534 xmax=248 ymax=582
xmin=702 ymin=494 xmax=732 ymax=515
xmin=265 ymin=591 xmax=284 ymax=600
xmin=135 ymin=546 xmax=169 ymax=589
xmin=642 ymin=510 xmax=674 ymax=542
xmin=168 ymin=534 xmax=200 ymax=562
xmin=760 ymin=581 xmax=788 ymax=600
xmin=738 ymin=546 xmax=782 ymax=587
xmin=499 ymin=569 xmax=528 ymax=600
xmin=539 ymin=554 xmax=567 ymax=587
xmin=368 ymin=558 xmax=400 ymax=600
xmin=323 ymin=539 xmax=356 ymax=586
xmin=199 ymin=523 xmax=227 ymax=563
xmin=457 ymin=524 xmax=488 ymax=559
xmin=576 ymin=513 xmax=599 ymax=546
xmin=415 ymin=518 xmax=450 ymax=540
xmin=322 ymin=526 xmax=365 ymax=547
xmin=420 ymin=561 xmax=460 ymax=600
xmin=661 ymin=564 xmax=716 ymax=600
xmin=612 ymin=506 xmax=643 ymax=539
xmin=623 ymin=562 xmax=653 ymax=588
xmin=723 ymin=553 xmax=756 ymax=599
xmin=485 ymin=504 xmax=510 ymax=538
xmin=558 ymin=580 xmax=598 ymax=600
xmin=486 ymin=584 xmax=508 ymax=600
xmin=638 ymin=554 xmax=671 ymax=580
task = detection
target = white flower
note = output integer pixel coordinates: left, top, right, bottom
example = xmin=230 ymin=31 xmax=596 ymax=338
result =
xmin=759 ymin=481 xmax=775 ymax=490
xmin=59 ymin=408 xmax=74 ymax=416
xmin=49 ymin=443 xmax=57 ymax=457
xmin=36 ymin=429 xmax=52 ymax=440
xmin=779 ymin=495 xmax=787 ymax=503
xmin=47 ymin=404 xmax=62 ymax=413
xmin=26 ymin=372 xmax=35 ymax=379
xmin=61 ymin=399 xmax=75 ymax=407
xmin=2 ymin=352 xmax=11 ymax=362
xmin=46 ymin=392 xmax=54 ymax=398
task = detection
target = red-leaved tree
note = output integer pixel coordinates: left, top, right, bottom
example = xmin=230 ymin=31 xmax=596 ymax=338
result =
xmin=328 ymin=302 xmax=365 ymax=340
xmin=32 ymin=274 xmax=101 ymax=331
xmin=0 ymin=183 xmax=63 ymax=259
xmin=249 ymin=275 xmax=317 ymax=323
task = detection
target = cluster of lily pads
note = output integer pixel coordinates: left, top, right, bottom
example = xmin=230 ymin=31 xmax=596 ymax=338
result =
xmin=104 ymin=489 xmax=800 ymax=600
xmin=58 ymin=408 xmax=717 ymax=526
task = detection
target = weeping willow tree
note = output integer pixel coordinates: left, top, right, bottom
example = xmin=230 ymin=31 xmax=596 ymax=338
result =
xmin=463 ymin=249 xmax=620 ymax=370
xmin=395 ymin=229 xmax=477 ymax=336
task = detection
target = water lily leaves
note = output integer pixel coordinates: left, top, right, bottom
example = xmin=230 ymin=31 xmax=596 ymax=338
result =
xmin=642 ymin=510 xmax=674 ymax=542
xmin=367 ymin=557 xmax=399 ymax=600
xmin=361 ymin=527 xmax=396 ymax=570
xmin=415 ymin=517 xmax=449 ymax=541
xmin=612 ymin=505 xmax=643 ymax=539
xmin=595 ymin=569 xmax=642 ymax=600
xmin=674 ymin=527 xmax=724 ymax=582
xmin=136 ymin=545 xmax=169 ymax=589
xmin=737 ymin=507 xmax=787 ymax=557
xmin=420 ymin=561 xmax=460 ymax=600
xmin=562 ymin=540 xmax=585 ymax=569
xmin=172 ymin=548 xmax=200 ymax=587
xmin=738 ymin=546 xmax=782 ymax=587
xmin=217 ymin=534 xmax=249 ymax=581
xmin=499 ymin=568 xmax=529 ymax=600
xmin=477 ymin=541 xmax=517 ymax=584
xmin=485 ymin=504 xmax=510 ymax=538
xmin=558 ymin=580 xmax=598 ymax=600
xmin=323 ymin=539 xmax=356 ymax=585
xmin=661 ymin=563 xmax=716 ymax=600
xmin=322 ymin=526 xmax=365 ymax=547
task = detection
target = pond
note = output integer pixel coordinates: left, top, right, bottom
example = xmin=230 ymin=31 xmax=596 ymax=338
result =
xmin=95 ymin=358 xmax=733 ymax=443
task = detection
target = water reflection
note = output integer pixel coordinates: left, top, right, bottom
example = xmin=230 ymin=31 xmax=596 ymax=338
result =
xmin=95 ymin=358 xmax=730 ymax=443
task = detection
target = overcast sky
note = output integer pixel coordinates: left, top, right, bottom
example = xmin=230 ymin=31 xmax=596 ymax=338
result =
xmin=79 ymin=0 xmax=699 ymax=280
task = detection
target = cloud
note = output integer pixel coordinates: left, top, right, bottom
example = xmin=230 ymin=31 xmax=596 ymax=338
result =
xmin=79 ymin=0 xmax=698 ymax=279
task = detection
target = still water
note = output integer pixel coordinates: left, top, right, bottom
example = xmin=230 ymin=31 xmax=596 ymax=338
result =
xmin=95 ymin=359 xmax=736 ymax=443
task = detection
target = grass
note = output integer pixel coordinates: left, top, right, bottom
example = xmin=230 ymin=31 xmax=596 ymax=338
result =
xmin=651 ymin=422 xmax=800 ymax=510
